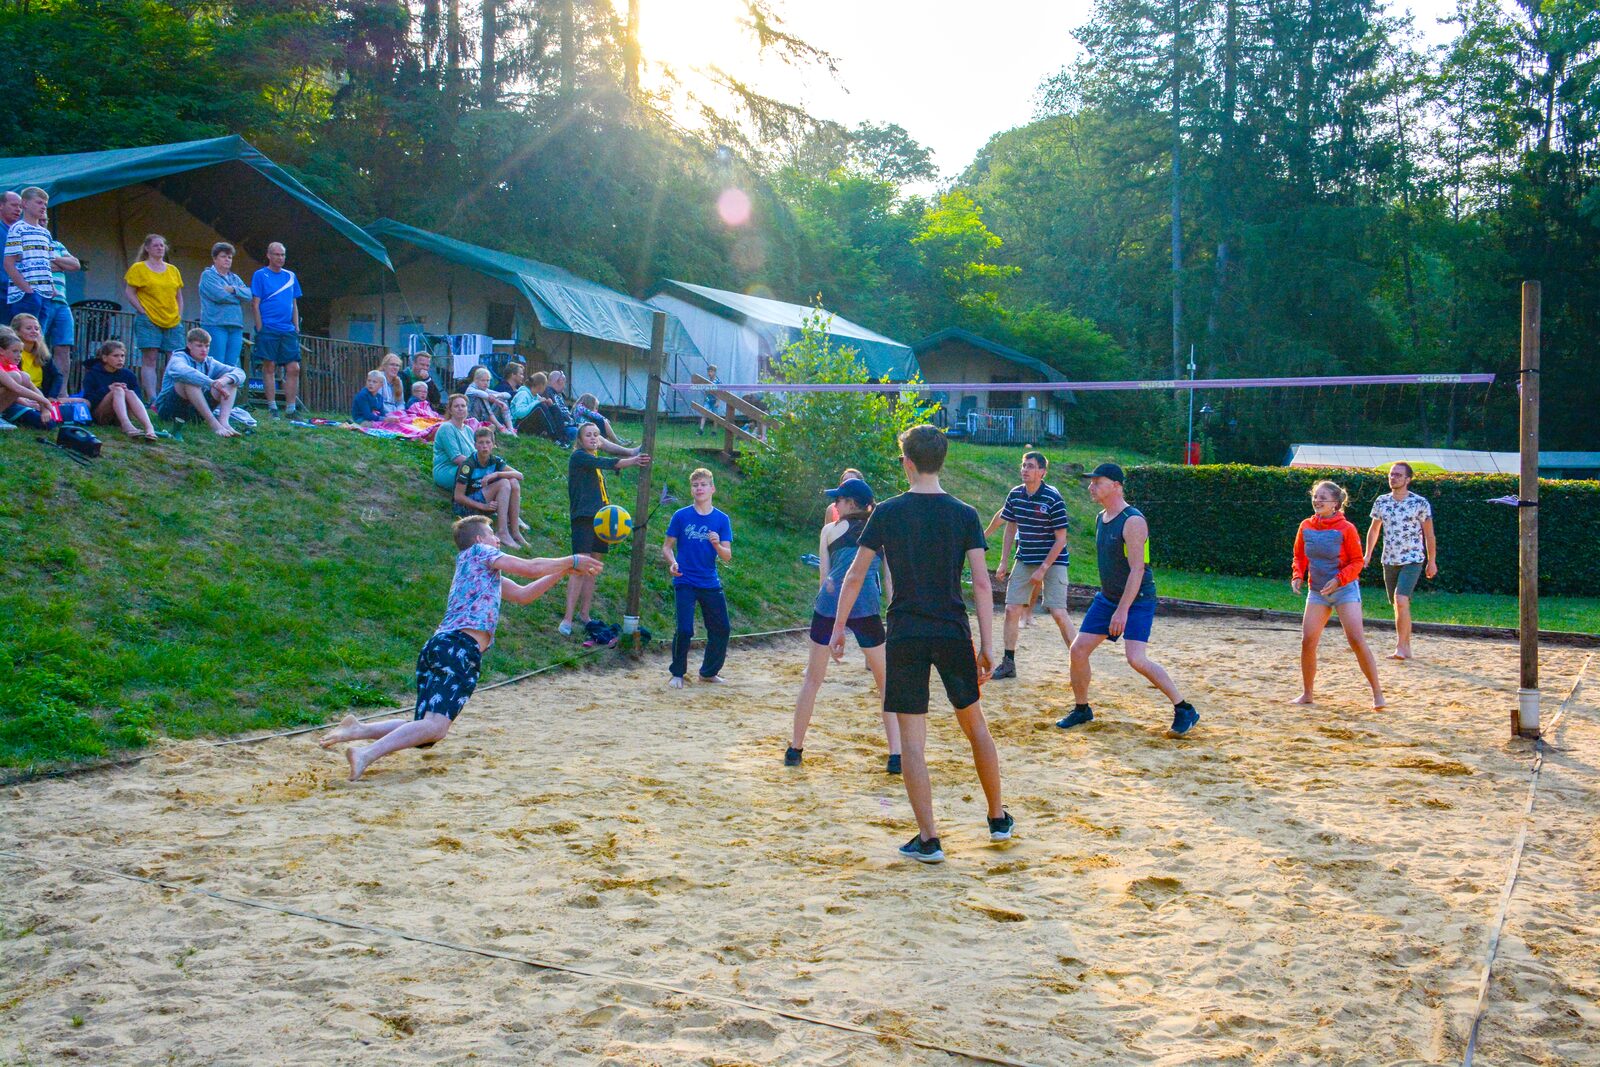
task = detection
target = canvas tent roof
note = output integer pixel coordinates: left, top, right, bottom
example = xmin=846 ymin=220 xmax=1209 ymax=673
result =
xmin=650 ymin=279 xmax=917 ymax=381
xmin=0 ymin=136 xmax=392 ymax=276
xmin=368 ymin=220 xmax=699 ymax=357
xmin=913 ymin=327 xmax=1076 ymax=402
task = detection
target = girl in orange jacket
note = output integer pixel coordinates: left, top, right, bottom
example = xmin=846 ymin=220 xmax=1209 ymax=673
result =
xmin=1291 ymin=480 xmax=1385 ymax=709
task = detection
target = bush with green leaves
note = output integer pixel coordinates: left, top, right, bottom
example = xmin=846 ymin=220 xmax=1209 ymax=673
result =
xmin=1125 ymin=464 xmax=1600 ymax=596
xmin=739 ymin=312 xmax=939 ymax=529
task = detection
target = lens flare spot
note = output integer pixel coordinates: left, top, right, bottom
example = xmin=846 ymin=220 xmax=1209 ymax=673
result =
xmin=717 ymin=187 xmax=752 ymax=227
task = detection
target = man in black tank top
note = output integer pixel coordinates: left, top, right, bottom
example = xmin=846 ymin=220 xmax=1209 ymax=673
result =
xmin=1061 ymin=463 xmax=1200 ymax=737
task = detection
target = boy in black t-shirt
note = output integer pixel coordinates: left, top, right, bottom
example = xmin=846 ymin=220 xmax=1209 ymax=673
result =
xmin=560 ymin=421 xmax=650 ymax=635
xmin=830 ymin=425 xmax=1013 ymax=864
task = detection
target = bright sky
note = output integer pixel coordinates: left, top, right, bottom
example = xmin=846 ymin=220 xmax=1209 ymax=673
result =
xmin=638 ymin=0 xmax=1464 ymax=183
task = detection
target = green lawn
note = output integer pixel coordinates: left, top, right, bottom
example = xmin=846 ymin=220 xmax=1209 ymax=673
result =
xmin=1 ymin=417 xmax=1589 ymax=772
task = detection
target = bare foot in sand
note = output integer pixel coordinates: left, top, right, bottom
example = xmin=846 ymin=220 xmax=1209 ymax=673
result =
xmin=1372 ymin=693 xmax=1387 ymax=710
xmin=346 ymin=746 xmax=368 ymax=781
xmin=702 ymin=675 xmax=726 ymax=684
xmin=319 ymin=714 xmax=363 ymax=748
xmin=1389 ymin=649 xmax=1411 ymax=661
xmin=1290 ymin=693 xmax=1315 ymax=705
xmin=669 ymin=676 xmax=685 ymax=689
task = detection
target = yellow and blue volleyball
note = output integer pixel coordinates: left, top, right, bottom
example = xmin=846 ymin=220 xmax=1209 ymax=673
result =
xmin=593 ymin=504 xmax=633 ymax=544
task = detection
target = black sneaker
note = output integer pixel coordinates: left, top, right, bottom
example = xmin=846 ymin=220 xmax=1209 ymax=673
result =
xmin=990 ymin=657 xmax=1016 ymax=680
xmin=886 ymin=754 xmax=902 ymax=775
xmin=1056 ymin=706 xmax=1094 ymax=729
xmin=783 ymin=746 xmax=802 ymax=767
xmin=898 ymin=834 xmax=945 ymax=864
xmin=987 ymin=810 xmax=1015 ymax=841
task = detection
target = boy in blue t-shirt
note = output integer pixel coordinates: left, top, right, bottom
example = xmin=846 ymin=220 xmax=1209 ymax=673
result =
xmin=662 ymin=467 xmax=734 ymax=687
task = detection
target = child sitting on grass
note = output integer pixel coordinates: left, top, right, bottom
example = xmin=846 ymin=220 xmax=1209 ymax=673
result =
xmin=319 ymin=516 xmax=603 ymax=780
xmin=0 ymin=325 xmax=58 ymax=428
xmin=574 ymin=391 xmax=627 ymax=446
xmin=466 ymin=365 xmax=516 ymax=435
xmin=453 ymin=425 xmax=528 ymax=548
xmin=82 ymin=339 xmax=158 ymax=440
xmin=406 ymin=378 xmax=441 ymax=418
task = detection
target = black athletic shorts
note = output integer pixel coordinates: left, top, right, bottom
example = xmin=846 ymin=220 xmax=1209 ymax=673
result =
xmin=414 ymin=630 xmax=483 ymax=722
xmin=884 ymin=636 xmax=981 ymax=715
xmin=809 ymin=611 xmax=886 ymax=649
xmin=570 ymin=516 xmax=610 ymax=556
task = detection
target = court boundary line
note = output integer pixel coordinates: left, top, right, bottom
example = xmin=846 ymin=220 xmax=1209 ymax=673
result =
xmin=1461 ymin=651 xmax=1592 ymax=1065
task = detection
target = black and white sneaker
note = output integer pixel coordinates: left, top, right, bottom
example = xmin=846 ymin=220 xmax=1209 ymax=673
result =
xmin=898 ymin=834 xmax=945 ymax=864
xmin=987 ymin=810 xmax=1015 ymax=841
xmin=783 ymin=746 xmax=802 ymax=767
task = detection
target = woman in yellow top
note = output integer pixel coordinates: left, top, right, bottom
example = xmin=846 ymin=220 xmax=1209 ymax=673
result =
xmin=123 ymin=233 xmax=185 ymax=401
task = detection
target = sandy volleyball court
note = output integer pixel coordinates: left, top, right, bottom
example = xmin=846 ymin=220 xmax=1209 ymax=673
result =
xmin=3 ymin=616 xmax=1597 ymax=1065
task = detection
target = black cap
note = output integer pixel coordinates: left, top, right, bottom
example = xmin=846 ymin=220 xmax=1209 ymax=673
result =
xmin=824 ymin=478 xmax=874 ymax=506
xmin=1078 ymin=462 xmax=1126 ymax=483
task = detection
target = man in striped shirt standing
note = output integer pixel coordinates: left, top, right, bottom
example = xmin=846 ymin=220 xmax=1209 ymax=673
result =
xmin=991 ymin=451 xmax=1074 ymax=680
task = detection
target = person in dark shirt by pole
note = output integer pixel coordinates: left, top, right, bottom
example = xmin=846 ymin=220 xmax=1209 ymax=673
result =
xmin=830 ymin=425 xmax=1012 ymax=864
xmin=560 ymin=421 xmax=650 ymax=635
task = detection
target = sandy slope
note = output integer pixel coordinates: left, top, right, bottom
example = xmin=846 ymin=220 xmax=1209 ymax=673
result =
xmin=2 ymin=616 xmax=1596 ymax=1065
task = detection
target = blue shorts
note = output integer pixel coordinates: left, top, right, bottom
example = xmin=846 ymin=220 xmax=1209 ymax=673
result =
xmin=133 ymin=315 xmax=184 ymax=353
xmin=414 ymin=630 xmax=483 ymax=722
xmin=42 ymin=300 xmax=74 ymax=347
xmin=452 ymin=488 xmax=486 ymax=517
xmin=1080 ymin=591 xmax=1156 ymax=643
xmin=255 ymin=329 xmax=301 ymax=365
xmin=1307 ymin=581 xmax=1362 ymax=608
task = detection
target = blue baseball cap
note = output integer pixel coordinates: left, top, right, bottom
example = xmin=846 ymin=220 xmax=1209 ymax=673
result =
xmin=824 ymin=478 xmax=874 ymax=506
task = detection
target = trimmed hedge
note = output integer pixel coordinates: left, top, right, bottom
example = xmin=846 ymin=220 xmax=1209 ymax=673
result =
xmin=1124 ymin=464 xmax=1600 ymax=597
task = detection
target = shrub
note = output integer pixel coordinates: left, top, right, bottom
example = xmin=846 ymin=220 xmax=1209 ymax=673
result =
xmin=1124 ymin=464 xmax=1600 ymax=596
xmin=739 ymin=312 xmax=939 ymax=528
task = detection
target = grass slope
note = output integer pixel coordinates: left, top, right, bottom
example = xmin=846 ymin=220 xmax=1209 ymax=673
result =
xmin=2 ymin=418 xmax=1591 ymax=770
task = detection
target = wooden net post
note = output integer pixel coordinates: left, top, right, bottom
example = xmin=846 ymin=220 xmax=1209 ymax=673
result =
xmin=1515 ymin=281 xmax=1540 ymax=738
xmin=625 ymin=312 xmax=666 ymax=656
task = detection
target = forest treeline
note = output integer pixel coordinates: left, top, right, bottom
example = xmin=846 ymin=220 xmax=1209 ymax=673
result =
xmin=1 ymin=0 xmax=1595 ymax=458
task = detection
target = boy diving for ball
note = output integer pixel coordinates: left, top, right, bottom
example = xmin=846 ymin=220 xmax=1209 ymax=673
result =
xmin=662 ymin=468 xmax=733 ymax=688
xmin=320 ymin=516 xmax=603 ymax=780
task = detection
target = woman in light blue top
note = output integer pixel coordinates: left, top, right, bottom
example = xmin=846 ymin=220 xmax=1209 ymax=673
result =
xmin=433 ymin=393 xmax=477 ymax=490
xmin=786 ymin=477 xmax=900 ymax=772
xmin=198 ymin=242 xmax=251 ymax=369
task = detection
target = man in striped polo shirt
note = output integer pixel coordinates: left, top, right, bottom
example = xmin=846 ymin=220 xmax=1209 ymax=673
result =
xmin=991 ymin=451 xmax=1073 ymax=680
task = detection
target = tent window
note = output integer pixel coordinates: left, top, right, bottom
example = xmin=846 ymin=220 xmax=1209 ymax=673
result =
xmin=347 ymin=314 xmax=377 ymax=345
xmin=486 ymin=302 xmax=517 ymax=341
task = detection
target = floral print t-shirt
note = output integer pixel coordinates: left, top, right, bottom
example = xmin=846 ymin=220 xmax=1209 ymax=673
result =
xmin=437 ymin=542 xmax=504 ymax=641
xmin=1370 ymin=491 xmax=1432 ymax=565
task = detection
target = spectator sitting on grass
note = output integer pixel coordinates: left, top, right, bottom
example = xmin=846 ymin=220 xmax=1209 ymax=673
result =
xmin=501 ymin=362 xmax=537 ymax=424
xmin=407 ymin=378 xmax=441 ymax=418
xmin=518 ymin=370 xmax=573 ymax=444
xmin=378 ymin=352 xmax=407 ymax=413
xmin=465 ymin=365 xmax=516 ymax=435
xmin=0 ymin=324 xmax=58 ymax=429
xmin=573 ymin=392 xmax=628 ymax=447
xmin=351 ymin=369 xmax=390 ymax=423
xmin=401 ymin=351 xmax=441 ymax=410
xmin=154 ymin=327 xmax=245 ymax=437
xmin=9 ymin=312 xmax=60 ymax=399
xmin=453 ymin=425 xmax=528 ymax=548
xmin=82 ymin=339 xmax=157 ymax=441
xmin=433 ymin=393 xmax=477 ymax=492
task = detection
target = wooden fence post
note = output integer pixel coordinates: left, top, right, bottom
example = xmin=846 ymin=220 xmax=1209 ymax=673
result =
xmin=625 ymin=313 xmax=666 ymax=655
